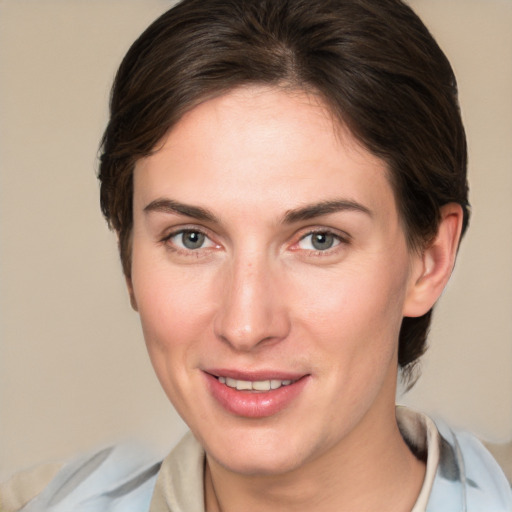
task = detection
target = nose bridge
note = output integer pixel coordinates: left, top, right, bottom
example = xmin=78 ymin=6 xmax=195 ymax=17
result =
xmin=214 ymin=248 xmax=288 ymax=351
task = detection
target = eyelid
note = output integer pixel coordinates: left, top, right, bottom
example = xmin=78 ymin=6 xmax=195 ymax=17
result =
xmin=289 ymin=226 xmax=351 ymax=254
xmin=160 ymin=223 xmax=210 ymax=241
xmin=160 ymin=225 xmax=222 ymax=254
xmin=297 ymin=226 xmax=351 ymax=243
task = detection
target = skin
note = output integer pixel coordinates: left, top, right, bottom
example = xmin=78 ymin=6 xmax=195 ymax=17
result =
xmin=128 ymin=86 xmax=462 ymax=511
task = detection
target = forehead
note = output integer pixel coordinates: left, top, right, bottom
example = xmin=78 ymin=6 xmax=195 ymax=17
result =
xmin=134 ymin=86 xmax=399 ymax=225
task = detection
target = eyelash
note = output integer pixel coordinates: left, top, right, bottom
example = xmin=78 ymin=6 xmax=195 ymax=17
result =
xmin=160 ymin=227 xmax=219 ymax=257
xmin=160 ymin=227 xmax=350 ymax=258
xmin=292 ymin=229 xmax=350 ymax=256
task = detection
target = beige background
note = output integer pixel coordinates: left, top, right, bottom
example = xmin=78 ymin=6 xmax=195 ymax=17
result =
xmin=0 ymin=0 xmax=511 ymax=480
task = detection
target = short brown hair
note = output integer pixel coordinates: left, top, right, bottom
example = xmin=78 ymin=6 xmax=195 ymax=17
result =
xmin=99 ymin=0 xmax=469 ymax=384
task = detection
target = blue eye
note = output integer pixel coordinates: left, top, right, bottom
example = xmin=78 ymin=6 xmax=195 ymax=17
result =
xmin=298 ymin=232 xmax=341 ymax=251
xmin=169 ymin=230 xmax=214 ymax=250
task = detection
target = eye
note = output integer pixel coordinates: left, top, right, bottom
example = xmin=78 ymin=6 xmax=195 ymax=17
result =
xmin=297 ymin=231 xmax=342 ymax=251
xmin=168 ymin=229 xmax=216 ymax=250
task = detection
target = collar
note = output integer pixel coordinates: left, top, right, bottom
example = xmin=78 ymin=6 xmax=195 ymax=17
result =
xmin=149 ymin=407 xmax=442 ymax=512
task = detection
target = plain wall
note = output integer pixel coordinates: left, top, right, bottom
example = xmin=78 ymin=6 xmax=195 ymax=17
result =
xmin=1 ymin=0 xmax=511 ymax=480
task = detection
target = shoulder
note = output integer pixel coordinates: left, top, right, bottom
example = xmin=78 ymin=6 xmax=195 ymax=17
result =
xmin=1 ymin=444 xmax=161 ymax=512
xmin=429 ymin=418 xmax=512 ymax=511
xmin=0 ymin=461 xmax=64 ymax=512
xmin=483 ymin=440 xmax=512 ymax=485
xmin=397 ymin=407 xmax=512 ymax=511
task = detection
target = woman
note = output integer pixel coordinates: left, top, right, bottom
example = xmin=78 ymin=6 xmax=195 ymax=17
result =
xmin=3 ymin=0 xmax=511 ymax=510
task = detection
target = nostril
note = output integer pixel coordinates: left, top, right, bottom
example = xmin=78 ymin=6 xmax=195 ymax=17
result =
xmin=213 ymin=265 xmax=291 ymax=350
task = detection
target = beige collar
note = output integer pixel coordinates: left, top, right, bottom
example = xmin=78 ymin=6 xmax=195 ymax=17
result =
xmin=150 ymin=407 xmax=440 ymax=512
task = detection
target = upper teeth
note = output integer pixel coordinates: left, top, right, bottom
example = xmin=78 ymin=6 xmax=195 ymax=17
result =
xmin=218 ymin=376 xmax=293 ymax=391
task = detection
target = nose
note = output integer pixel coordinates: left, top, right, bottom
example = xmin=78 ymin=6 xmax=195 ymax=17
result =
xmin=213 ymin=253 xmax=290 ymax=352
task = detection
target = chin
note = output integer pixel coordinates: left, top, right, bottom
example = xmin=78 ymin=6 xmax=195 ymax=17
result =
xmin=212 ymin=448 xmax=305 ymax=476
xmin=201 ymin=425 xmax=314 ymax=476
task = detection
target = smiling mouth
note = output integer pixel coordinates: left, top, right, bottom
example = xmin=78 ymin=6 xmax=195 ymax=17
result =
xmin=215 ymin=376 xmax=298 ymax=392
xmin=206 ymin=372 xmax=310 ymax=417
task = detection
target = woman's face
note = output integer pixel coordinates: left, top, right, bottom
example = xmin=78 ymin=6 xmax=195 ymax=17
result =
xmin=130 ymin=86 xmax=422 ymax=475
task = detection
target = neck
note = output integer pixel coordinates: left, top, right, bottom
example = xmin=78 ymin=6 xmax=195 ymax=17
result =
xmin=204 ymin=406 xmax=426 ymax=512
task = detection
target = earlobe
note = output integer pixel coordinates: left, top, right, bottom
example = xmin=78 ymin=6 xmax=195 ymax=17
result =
xmin=125 ymin=276 xmax=139 ymax=312
xmin=403 ymin=203 xmax=464 ymax=318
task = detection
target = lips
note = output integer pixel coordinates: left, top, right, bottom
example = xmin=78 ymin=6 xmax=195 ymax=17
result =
xmin=204 ymin=369 xmax=309 ymax=418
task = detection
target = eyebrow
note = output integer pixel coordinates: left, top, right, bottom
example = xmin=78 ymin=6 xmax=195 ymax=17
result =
xmin=283 ymin=199 xmax=372 ymax=224
xmin=144 ymin=198 xmax=372 ymax=225
xmin=144 ymin=199 xmax=218 ymax=223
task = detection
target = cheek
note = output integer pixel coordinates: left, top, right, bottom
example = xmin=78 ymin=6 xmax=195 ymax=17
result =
xmin=294 ymin=263 xmax=407 ymax=336
xmin=130 ymin=243 xmax=218 ymax=360
xmin=131 ymin=261 xmax=220 ymax=413
xmin=288 ymin=260 xmax=409 ymax=380
xmin=136 ymin=271 xmax=215 ymax=347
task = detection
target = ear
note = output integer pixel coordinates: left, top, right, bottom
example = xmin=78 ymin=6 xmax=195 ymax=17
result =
xmin=125 ymin=275 xmax=139 ymax=312
xmin=403 ymin=203 xmax=464 ymax=317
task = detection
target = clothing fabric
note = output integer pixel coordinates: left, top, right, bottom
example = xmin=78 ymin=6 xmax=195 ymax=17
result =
xmin=5 ymin=408 xmax=512 ymax=512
